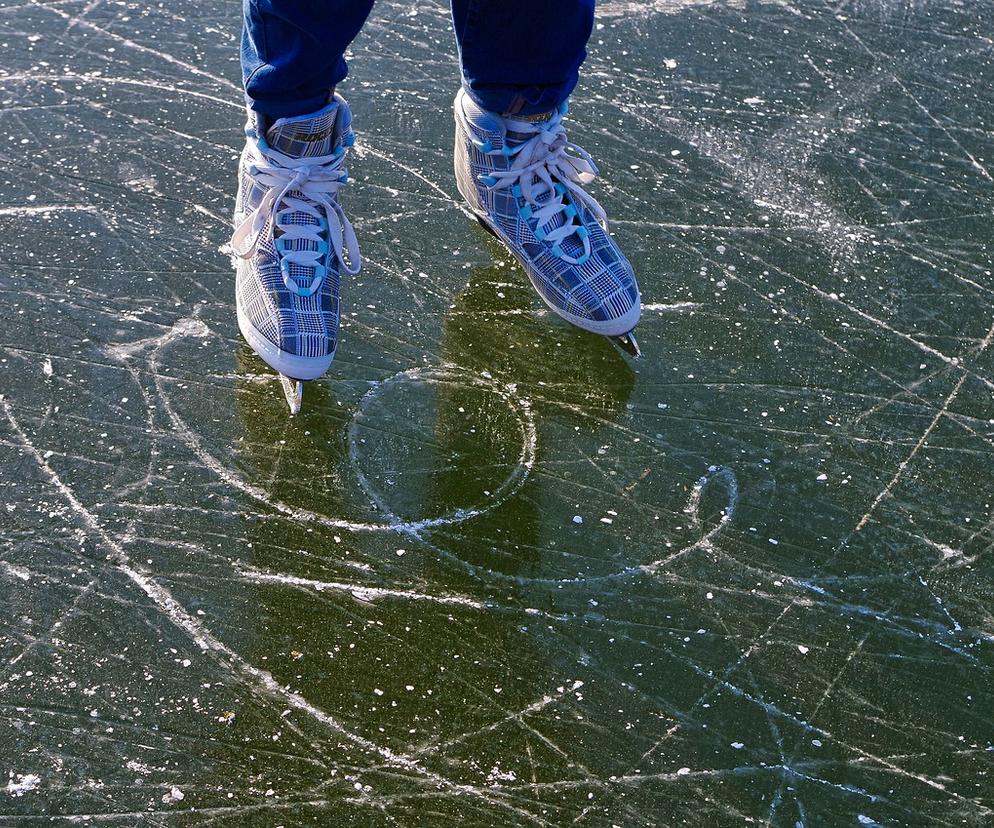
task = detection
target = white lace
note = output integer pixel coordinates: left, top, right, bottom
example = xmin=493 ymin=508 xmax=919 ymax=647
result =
xmin=229 ymin=140 xmax=361 ymax=297
xmin=461 ymin=107 xmax=608 ymax=265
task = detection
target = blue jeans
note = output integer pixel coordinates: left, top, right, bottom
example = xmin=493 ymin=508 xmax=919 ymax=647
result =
xmin=241 ymin=0 xmax=595 ymax=119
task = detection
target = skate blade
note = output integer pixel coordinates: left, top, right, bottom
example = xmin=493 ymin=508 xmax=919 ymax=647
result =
xmin=279 ymin=375 xmax=303 ymax=415
xmin=475 ymin=214 xmax=500 ymax=239
xmin=614 ymin=331 xmax=642 ymax=358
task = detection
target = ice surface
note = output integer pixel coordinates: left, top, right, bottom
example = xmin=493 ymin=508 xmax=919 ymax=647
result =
xmin=1 ymin=0 xmax=993 ymax=824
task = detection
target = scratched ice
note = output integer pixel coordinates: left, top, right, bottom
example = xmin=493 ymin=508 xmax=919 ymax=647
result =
xmin=1 ymin=0 xmax=992 ymax=824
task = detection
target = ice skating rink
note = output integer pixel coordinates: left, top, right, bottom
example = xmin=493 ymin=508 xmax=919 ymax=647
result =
xmin=1 ymin=0 xmax=993 ymax=824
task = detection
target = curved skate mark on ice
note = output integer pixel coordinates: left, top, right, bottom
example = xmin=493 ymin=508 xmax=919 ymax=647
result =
xmin=142 ymin=316 xmax=732 ymax=588
xmin=148 ymin=317 xmax=536 ymax=534
xmin=414 ymin=465 xmax=739 ymax=587
xmin=642 ymin=465 xmax=738 ymax=574
xmin=106 ymin=319 xmax=209 ymax=361
xmin=346 ymin=366 xmax=536 ymax=527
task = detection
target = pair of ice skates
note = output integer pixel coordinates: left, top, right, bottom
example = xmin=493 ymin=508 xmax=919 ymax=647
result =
xmin=229 ymin=90 xmax=641 ymax=413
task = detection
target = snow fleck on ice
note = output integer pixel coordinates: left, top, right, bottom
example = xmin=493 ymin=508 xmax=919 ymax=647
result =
xmin=486 ymin=765 xmax=517 ymax=785
xmin=162 ymin=786 xmax=184 ymax=804
xmin=4 ymin=774 xmax=40 ymax=797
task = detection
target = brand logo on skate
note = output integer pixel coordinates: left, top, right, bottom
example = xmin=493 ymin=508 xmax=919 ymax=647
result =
xmin=290 ymin=129 xmax=333 ymax=143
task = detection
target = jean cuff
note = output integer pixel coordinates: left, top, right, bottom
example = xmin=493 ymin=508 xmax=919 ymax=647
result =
xmin=460 ymin=77 xmax=571 ymax=118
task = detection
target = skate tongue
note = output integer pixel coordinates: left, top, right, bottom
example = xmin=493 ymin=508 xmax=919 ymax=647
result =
xmin=504 ymin=112 xmax=556 ymax=147
xmin=462 ymin=94 xmax=556 ymax=150
xmin=266 ymin=100 xmax=341 ymax=159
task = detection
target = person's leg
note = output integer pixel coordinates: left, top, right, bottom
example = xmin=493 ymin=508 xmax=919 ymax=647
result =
xmin=451 ymin=0 xmax=594 ymax=117
xmin=232 ymin=0 xmax=371 ymax=411
xmin=241 ymin=0 xmax=375 ymax=120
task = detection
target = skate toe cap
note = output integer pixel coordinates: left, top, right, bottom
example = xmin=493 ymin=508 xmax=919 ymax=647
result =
xmin=558 ymin=259 xmax=641 ymax=336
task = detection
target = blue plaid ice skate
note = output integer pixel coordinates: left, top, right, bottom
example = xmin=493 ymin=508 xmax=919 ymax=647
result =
xmin=229 ymin=94 xmax=361 ymax=382
xmin=453 ymin=89 xmax=641 ymax=341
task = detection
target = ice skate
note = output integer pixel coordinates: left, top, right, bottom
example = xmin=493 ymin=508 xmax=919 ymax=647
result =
xmin=453 ymin=89 xmax=641 ymax=354
xmin=228 ymin=94 xmax=361 ymax=414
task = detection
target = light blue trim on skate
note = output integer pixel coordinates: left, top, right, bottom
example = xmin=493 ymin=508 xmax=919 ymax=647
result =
xmin=280 ymin=259 xmax=326 ymax=297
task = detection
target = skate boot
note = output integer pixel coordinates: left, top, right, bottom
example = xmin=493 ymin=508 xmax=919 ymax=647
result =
xmin=228 ymin=94 xmax=361 ymax=413
xmin=453 ymin=89 xmax=641 ymax=355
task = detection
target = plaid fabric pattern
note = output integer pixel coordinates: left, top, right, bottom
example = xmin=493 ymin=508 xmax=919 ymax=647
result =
xmin=454 ymin=92 xmax=640 ymax=331
xmin=234 ymin=99 xmax=354 ymax=363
